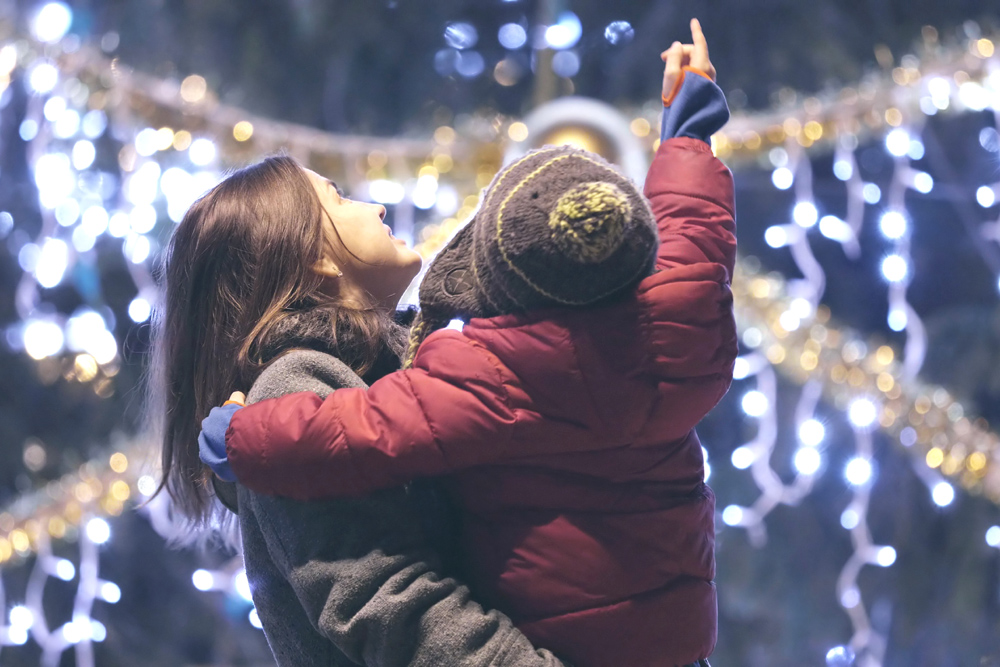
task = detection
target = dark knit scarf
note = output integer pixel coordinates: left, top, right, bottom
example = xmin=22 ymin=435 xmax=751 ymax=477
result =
xmin=255 ymin=305 xmax=413 ymax=385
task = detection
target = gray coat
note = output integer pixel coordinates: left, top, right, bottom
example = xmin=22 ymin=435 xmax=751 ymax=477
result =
xmin=236 ymin=349 xmax=564 ymax=667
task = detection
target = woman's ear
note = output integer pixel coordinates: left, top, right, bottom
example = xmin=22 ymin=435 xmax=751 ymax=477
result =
xmin=313 ymin=255 xmax=343 ymax=279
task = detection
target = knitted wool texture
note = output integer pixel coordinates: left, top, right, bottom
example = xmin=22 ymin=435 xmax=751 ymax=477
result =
xmin=405 ymin=145 xmax=658 ymax=367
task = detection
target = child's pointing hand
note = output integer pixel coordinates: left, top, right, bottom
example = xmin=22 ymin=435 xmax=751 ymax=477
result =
xmin=661 ymin=19 xmax=716 ymax=104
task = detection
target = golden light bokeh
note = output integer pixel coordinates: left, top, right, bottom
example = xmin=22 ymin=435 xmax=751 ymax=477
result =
xmin=507 ymin=121 xmax=529 ymax=142
xmin=233 ymin=121 xmax=254 ymax=142
xmin=180 ymin=74 xmax=207 ymax=103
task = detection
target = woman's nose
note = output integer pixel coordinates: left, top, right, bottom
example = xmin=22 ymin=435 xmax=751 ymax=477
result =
xmin=373 ymin=203 xmax=386 ymax=220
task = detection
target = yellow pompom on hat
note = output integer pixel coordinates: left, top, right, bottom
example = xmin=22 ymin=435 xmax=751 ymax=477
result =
xmin=405 ymin=145 xmax=658 ymax=366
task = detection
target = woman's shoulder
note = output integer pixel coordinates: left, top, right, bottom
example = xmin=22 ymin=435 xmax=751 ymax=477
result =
xmin=248 ymin=349 xmax=367 ymax=405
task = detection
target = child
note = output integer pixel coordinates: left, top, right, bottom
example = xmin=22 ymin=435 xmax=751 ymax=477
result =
xmin=203 ymin=19 xmax=735 ymax=667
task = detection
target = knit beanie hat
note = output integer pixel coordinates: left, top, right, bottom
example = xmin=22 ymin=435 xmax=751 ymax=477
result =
xmin=404 ymin=145 xmax=659 ymax=367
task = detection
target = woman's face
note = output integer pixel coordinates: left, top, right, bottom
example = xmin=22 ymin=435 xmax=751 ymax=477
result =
xmin=305 ymin=168 xmax=422 ymax=307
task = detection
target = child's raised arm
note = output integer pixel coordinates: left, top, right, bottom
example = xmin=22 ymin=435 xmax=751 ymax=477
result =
xmin=647 ymin=18 xmax=735 ymax=276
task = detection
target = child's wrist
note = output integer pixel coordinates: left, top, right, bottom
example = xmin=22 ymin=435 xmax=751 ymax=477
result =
xmin=662 ymin=67 xmax=715 ymax=107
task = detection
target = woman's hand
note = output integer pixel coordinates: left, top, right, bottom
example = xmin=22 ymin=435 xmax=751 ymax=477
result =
xmin=661 ymin=18 xmax=716 ymax=102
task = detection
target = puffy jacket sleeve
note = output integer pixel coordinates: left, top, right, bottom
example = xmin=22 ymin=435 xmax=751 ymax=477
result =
xmin=644 ymin=136 xmax=736 ymax=276
xmin=228 ymin=331 xmax=580 ymax=500
xmin=630 ymin=135 xmax=738 ymax=437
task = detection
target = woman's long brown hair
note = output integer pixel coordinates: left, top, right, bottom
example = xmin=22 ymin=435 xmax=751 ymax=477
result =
xmin=149 ymin=156 xmax=400 ymax=533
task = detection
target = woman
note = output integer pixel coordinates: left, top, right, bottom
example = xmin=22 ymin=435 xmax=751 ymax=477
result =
xmin=151 ymin=155 xmax=563 ymax=666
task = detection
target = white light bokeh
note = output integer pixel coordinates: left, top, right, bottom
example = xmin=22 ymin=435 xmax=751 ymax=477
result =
xmin=54 ymin=198 xmax=80 ymax=226
xmin=544 ymin=12 xmax=582 ymax=50
xmin=125 ymin=233 xmax=151 ymax=264
xmin=731 ymin=445 xmax=754 ymax=470
xmin=31 ymin=2 xmax=73 ymax=43
xmin=771 ymin=167 xmax=794 ymax=190
xmin=912 ymin=171 xmax=933 ymax=194
xmin=768 ymin=147 xmax=789 ymax=168
xmin=848 ymin=398 xmax=877 ymax=428
xmin=443 ymin=22 xmax=478 ymax=50
xmin=840 ymin=586 xmax=860 ymax=608
xmin=82 ymin=109 xmax=108 ymax=139
xmin=86 ymin=517 xmax=111 ymax=544
xmin=24 ymin=319 xmax=64 ymax=359
xmin=368 ymin=179 xmax=405 ymax=204
xmin=844 ymin=457 xmax=873 ymax=486
xmin=20 ymin=118 xmax=39 ymax=141
xmin=192 ymin=569 xmax=214 ymax=591
xmin=249 ymin=608 xmax=263 ymax=629
xmin=931 ymin=481 xmax=955 ymax=507
xmin=732 ymin=357 xmax=750 ymax=380
xmin=33 ymin=152 xmax=75 ymax=209
xmin=128 ymin=296 xmax=152 ymax=323
xmin=412 ymin=174 xmax=439 ymax=210
xmin=29 ymin=61 xmax=59 ymax=93
xmin=189 ymin=138 xmax=217 ymax=166
xmin=818 ymin=215 xmax=852 ymax=243
xmin=833 ymin=159 xmax=853 ymax=181
xmin=137 ymin=475 xmax=157 ymax=497
xmin=986 ymin=526 xmax=1000 ymax=547
xmin=879 ymin=211 xmax=907 ymax=239
xmin=741 ymin=390 xmax=769 ymax=417
xmin=9 ymin=605 xmax=34 ymax=629
xmin=793 ymin=447 xmax=822 ymax=475
xmin=52 ymin=109 xmax=80 ymax=139
xmin=129 ymin=204 xmax=158 ymax=234
xmin=798 ymin=419 xmax=825 ymax=447
xmin=840 ymin=507 xmax=859 ymax=530
xmin=778 ymin=309 xmax=800 ymax=332
xmin=885 ymin=128 xmax=911 ymax=157
xmin=603 ymin=20 xmax=634 ymax=45
xmin=551 ymin=50 xmax=580 ymax=78
xmin=71 ymin=139 xmax=96 ymax=170
xmin=721 ymin=505 xmax=744 ymax=526
xmin=862 ymin=182 xmax=881 ymax=204
xmin=880 ymin=254 xmax=908 ymax=283
xmin=792 ymin=201 xmax=818 ymax=228
xmin=887 ymin=308 xmax=908 ymax=332
xmin=108 ymin=211 xmax=131 ymax=238
xmin=54 ymin=557 xmax=76 ymax=581
xmin=126 ymin=161 xmax=162 ymax=205
xmin=44 ymin=95 xmax=66 ymax=121
xmin=977 ymin=185 xmax=996 ymax=208
xmin=134 ymin=128 xmax=160 ymax=157
xmin=100 ymin=581 xmax=122 ymax=603
xmin=81 ymin=206 xmax=110 ymax=236
xmin=498 ymin=23 xmax=527 ymax=50
xmin=764 ymin=225 xmax=788 ymax=248
xmin=36 ymin=238 xmax=69 ymax=288
xmin=875 ymin=546 xmax=897 ymax=567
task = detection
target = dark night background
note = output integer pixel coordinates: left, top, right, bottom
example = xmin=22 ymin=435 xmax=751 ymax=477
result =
xmin=1 ymin=1 xmax=1000 ymax=665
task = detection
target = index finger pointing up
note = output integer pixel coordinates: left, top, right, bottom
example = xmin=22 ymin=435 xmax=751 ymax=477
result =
xmin=690 ymin=18 xmax=708 ymax=54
